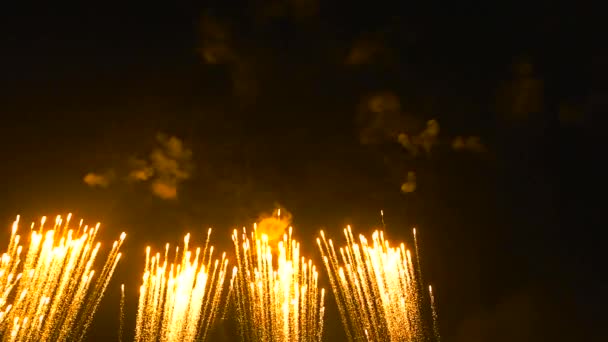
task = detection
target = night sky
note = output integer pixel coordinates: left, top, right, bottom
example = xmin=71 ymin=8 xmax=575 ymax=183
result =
xmin=1 ymin=1 xmax=605 ymax=341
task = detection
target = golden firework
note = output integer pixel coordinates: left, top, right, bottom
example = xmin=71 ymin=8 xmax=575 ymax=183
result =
xmin=134 ymin=229 xmax=230 ymax=342
xmin=232 ymin=224 xmax=325 ymax=342
xmin=318 ymin=226 xmax=438 ymax=341
xmin=0 ymin=214 xmax=125 ymax=341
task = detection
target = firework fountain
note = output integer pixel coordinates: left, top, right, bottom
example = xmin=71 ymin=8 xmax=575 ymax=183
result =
xmin=0 ymin=214 xmax=125 ymax=342
xmin=317 ymin=225 xmax=439 ymax=342
xmin=134 ymin=229 xmax=230 ymax=342
xmin=231 ymin=220 xmax=325 ymax=342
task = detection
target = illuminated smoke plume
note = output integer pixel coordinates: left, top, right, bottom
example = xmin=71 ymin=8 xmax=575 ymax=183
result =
xmin=128 ymin=159 xmax=154 ymax=181
xmin=199 ymin=16 xmax=236 ymax=65
xmin=357 ymin=92 xmax=441 ymax=156
xmin=83 ymin=170 xmax=114 ymax=188
xmin=401 ymin=171 xmax=416 ymax=193
xmin=397 ymin=119 xmax=440 ymax=157
xmin=345 ymin=37 xmax=387 ymax=66
xmin=356 ymin=92 xmax=405 ymax=145
xmin=452 ymin=136 xmax=486 ymax=153
xmin=199 ymin=16 xmax=258 ymax=101
xmin=255 ymin=207 xmax=293 ymax=243
xmin=148 ymin=134 xmax=193 ymax=199
xmin=496 ymin=59 xmax=544 ymax=121
xmin=82 ymin=134 xmax=192 ymax=199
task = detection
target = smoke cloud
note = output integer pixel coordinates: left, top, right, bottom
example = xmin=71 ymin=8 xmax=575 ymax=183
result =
xmin=400 ymin=171 xmax=416 ymax=193
xmin=83 ymin=133 xmax=193 ymax=200
xmin=256 ymin=207 xmax=293 ymax=243
xmin=129 ymin=133 xmax=193 ymax=200
xmin=199 ymin=16 xmax=236 ymax=65
xmin=357 ymin=91 xmax=488 ymax=196
xmin=397 ymin=119 xmax=440 ymax=157
xmin=452 ymin=136 xmax=486 ymax=153
xmin=199 ymin=15 xmax=258 ymax=102
xmin=83 ymin=170 xmax=114 ymax=188
xmin=357 ymin=92 xmax=405 ymax=145
xmin=346 ymin=37 xmax=387 ymax=66
xmin=496 ymin=59 xmax=544 ymax=121
xmin=358 ymin=92 xmax=441 ymax=156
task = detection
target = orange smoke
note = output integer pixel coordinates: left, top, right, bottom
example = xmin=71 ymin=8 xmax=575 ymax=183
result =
xmin=255 ymin=208 xmax=292 ymax=242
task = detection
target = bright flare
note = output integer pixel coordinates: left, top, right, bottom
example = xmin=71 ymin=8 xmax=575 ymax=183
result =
xmin=318 ymin=226 xmax=434 ymax=341
xmin=232 ymin=225 xmax=325 ymax=342
xmin=134 ymin=229 xmax=230 ymax=342
xmin=0 ymin=214 xmax=125 ymax=342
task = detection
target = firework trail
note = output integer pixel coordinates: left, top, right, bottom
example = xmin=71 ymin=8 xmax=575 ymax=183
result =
xmin=318 ymin=226 xmax=437 ymax=342
xmin=429 ymin=285 xmax=440 ymax=342
xmin=119 ymin=284 xmax=125 ymax=342
xmin=134 ymin=229 xmax=230 ymax=342
xmin=232 ymin=224 xmax=325 ymax=342
xmin=0 ymin=214 xmax=125 ymax=342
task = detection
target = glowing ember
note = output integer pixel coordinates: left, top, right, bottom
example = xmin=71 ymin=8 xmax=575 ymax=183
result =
xmin=134 ymin=229 xmax=229 ymax=342
xmin=0 ymin=214 xmax=125 ymax=341
xmin=232 ymin=224 xmax=325 ymax=341
xmin=317 ymin=226 xmax=438 ymax=341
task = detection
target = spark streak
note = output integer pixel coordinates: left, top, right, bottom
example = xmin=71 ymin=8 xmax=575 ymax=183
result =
xmin=232 ymin=225 xmax=325 ymax=341
xmin=0 ymin=214 xmax=125 ymax=341
xmin=119 ymin=284 xmax=125 ymax=342
xmin=134 ymin=229 xmax=230 ymax=342
xmin=429 ymin=285 xmax=441 ymax=342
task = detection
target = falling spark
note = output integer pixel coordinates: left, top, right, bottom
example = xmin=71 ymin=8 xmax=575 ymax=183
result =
xmin=318 ymin=226 xmax=435 ymax=341
xmin=0 ymin=214 xmax=125 ymax=342
xmin=232 ymin=224 xmax=325 ymax=341
xmin=134 ymin=229 xmax=230 ymax=342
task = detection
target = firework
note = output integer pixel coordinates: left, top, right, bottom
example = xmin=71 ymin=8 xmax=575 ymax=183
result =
xmin=134 ymin=229 xmax=230 ymax=342
xmin=232 ymin=224 xmax=325 ymax=342
xmin=0 ymin=214 xmax=125 ymax=342
xmin=317 ymin=226 xmax=435 ymax=341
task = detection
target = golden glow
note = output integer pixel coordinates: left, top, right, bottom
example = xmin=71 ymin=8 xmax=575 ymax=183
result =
xmin=0 ymin=214 xmax=125 ymax=341
xmin=232 ymin=225 xmax=325 ymax=341
xmin=134 ymin=229 xmax=229 ymax=342
xmin=318 ymin=226 xmax=431 ymax=341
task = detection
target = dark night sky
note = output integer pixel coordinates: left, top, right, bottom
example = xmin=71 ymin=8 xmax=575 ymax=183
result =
xmin=1 ymin=1 xmax=605 ymax=341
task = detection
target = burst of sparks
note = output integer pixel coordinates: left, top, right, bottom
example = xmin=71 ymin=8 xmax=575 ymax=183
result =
xmin=317 ymin=226 xmax=436 ymax=342
xmin=232 ymin=225 xmax=325 ymax=342
xmin=0 ymin=214 xmax=125 ymax=342
xmin=134 ymin=229 xmax=230 ymax=342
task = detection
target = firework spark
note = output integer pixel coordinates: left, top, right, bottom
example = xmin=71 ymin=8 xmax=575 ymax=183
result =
xmin=119 ymin=284 xmax=125 ymax=342
xmin=429 ymin=285 xmax=440 ymax=342
xmin=134 ymin=229 xmax=230 ymax=342
xmin=0 ymin=214 xmax=125 ymax=342
xmin=232 ymin=224 xmax=325 ymax=342
xmin=318 ymin=226 xmax=436 ymax=341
